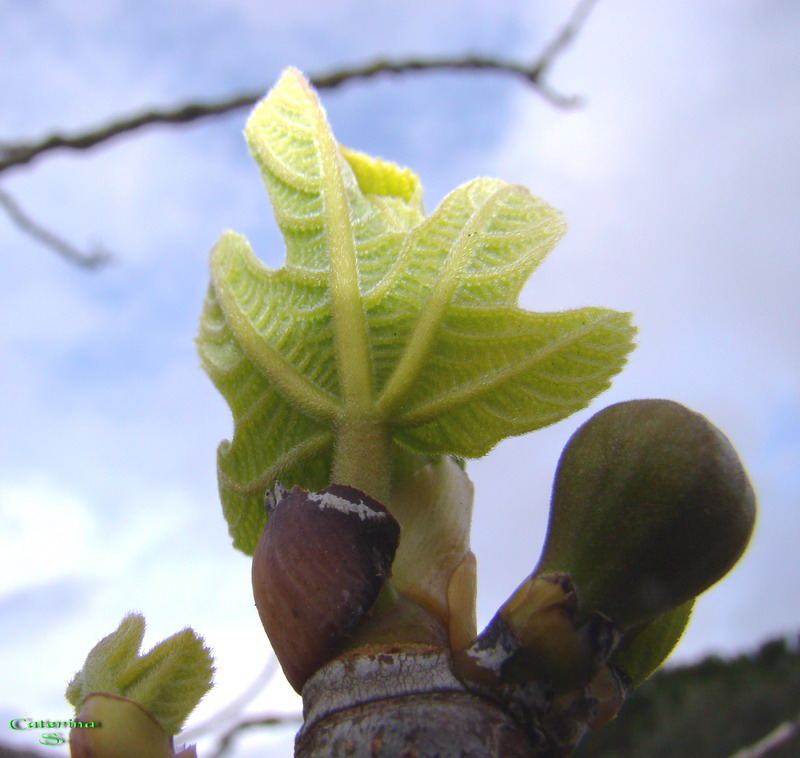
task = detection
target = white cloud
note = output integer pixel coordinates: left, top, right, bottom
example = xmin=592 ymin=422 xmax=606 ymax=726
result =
xmin=0 ymin=479 xmax=96 ymax=592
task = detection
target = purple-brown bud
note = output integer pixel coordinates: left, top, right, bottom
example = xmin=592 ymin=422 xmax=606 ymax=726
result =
xmin=252 ymin=482 xmax=401 ymax=691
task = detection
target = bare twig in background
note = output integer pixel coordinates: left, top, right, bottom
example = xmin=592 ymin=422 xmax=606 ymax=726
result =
xmin=727 ymin=713 xmax=800 ymax=758
xmin=534 ymin=0 xmax=597 ymax=77
xmin=0 ymin=0 xmax=597 ymax=266
xmin=0 ymin=0 xmax=596 ymax=177
xmin=0 ymin=92 xmax=258 ymax=177
xmin=0 ymin=50 xmax=565 ymax=177
xmin=0 ymin=188 xmax=111 ymax=268
xmin=178 ymin=656 xmax=281 ymax=745
xmin=207 ymin=712 xmax=303 ymax=758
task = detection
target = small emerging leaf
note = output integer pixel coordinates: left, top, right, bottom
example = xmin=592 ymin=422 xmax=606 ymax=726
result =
xmin=197 ymin=68 xmax=636 ymax=553
xmin=612 ymin=599 xmax=694 ymax=687
xmin=390 ymin=456 xmax=477 ymax=648
xmin=66 ymin=613 xmax=214 ymax=736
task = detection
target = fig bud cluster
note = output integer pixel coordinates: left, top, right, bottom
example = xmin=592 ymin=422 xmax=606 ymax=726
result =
xmin=252 ymin=399 xmax=756 ymax=740
xmin=454 ymin=399 xmax=755 ymax=735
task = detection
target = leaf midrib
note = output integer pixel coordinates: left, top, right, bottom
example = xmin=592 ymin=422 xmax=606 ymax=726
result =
xmin=376 ymin=183 xmax=519 ymax=416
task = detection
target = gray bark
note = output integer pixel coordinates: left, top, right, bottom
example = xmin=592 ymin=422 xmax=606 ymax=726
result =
xmin=295 ymin=645 xmax=593 ymax=758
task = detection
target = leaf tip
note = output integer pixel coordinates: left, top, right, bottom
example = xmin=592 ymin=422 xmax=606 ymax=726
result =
xmin=66 ymin=613 xmax=214 ymax=736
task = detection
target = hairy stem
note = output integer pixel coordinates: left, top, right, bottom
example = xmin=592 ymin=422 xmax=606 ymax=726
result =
xmin=331 ymin=416 xmax=392 ymax=503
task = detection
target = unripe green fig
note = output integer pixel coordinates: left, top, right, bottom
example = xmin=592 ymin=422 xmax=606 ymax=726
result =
xmin=535 ymin=399 xmax=755 ymax=630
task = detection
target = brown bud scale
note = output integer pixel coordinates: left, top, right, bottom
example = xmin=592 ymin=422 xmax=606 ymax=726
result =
xmin=252 ymin=483 xmax=400 ymax=691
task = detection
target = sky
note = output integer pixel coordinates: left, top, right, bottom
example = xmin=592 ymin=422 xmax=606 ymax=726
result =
xmin=1 ymin=0 xmax=798 ymax=756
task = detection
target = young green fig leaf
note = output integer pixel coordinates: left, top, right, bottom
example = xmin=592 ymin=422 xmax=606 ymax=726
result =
xmin=196 ymin=67 xmax=636 ymax=554
xmin=535 ymin=399 xmax=756 ymax=629
xmin=66 ymin=613 xmax=214 ymax=736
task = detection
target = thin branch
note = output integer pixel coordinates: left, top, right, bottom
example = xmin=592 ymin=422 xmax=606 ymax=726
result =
xmin=0 ymin=59 xmax=554 ymax=176
xmin=0 ymin=187 xmax=111 ymax=268
xmin=532 ymin=0 xmax=598 ymax=79
xmin=207 ymin=712 xmax=303 ymax=758
xmin=0 ymin=0 xmax=597 ymax=177
xmin=0 ymin=1 xmax=597 ymax=268
xmin=0 ymin=92 xmax=259 ymax=176
xmin=727 ymin=714 xmax=800 ymax=758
